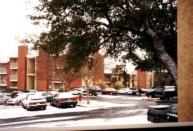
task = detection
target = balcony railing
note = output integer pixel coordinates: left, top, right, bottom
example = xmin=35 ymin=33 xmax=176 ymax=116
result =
xmin=10 ymin=75 xmax=18 ymax=81
xmin=27 ymin=69 xmax=35 ymax=76
xmin=10 ymin=63 xmax=18 ymax=69
xmin=0 ymin=81 xmax=7 ymax=86
xmin=0 ymin=68 xmax=7 ymax=74
xmin=10 ymin=86 xmax=17 ymax=89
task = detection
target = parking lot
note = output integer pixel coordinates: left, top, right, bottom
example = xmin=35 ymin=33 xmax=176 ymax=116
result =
xmin=0 ymin=94 xmax=177 ymax=129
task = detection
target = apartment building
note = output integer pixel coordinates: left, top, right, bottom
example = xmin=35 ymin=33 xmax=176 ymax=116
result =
xmin=104 ymin=70 xmax=154 ymax=88
xmin=0 ymin=62 xmax=8 ymax=88
xmin=0 ymin=45 xmax=104 ymax=91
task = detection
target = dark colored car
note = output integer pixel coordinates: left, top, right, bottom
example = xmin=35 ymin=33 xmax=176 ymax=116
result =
xmin=146 ymin=86 xmax=177 ymax=100
xmin=90 ymin=86 xmax=102 ymax=95
xmin=36 ymin=91 xmax=54 ymax=102
xmin=147 ymin=104 xmax=178 ymax=123
xmin=146 ymin=86 xmax=164 ymax=98
xmin=129 ymin=87 xmax=139 ymax=95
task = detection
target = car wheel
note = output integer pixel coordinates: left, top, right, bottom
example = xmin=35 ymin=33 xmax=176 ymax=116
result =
xmin=57 ymin=103 xmax=60 ymax=108
xmin=41 ymin=106 xmax=46 ymax=110
xmin=125 ymin=92 xmax=128 ymax=95
xmin=72 ymin=103 xmax=77 ymax=107
xmin=22 ymin=103 xmax=25 ymax=108
xmin=26 ymin=107 xmax=30 ymax=111
xmin=18 ymin=101 xmax=22 ymax=106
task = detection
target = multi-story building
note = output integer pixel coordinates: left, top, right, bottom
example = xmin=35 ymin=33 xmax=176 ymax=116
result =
xmin=104 ymin=69 xmax=154 ymax=89
xmin=9 ymin=57 xmax=18 ymax=89
xmin=0 ymin=62 xmax=9 ymax=88
xmin=0 ymin=45 xmax=104 ymax=91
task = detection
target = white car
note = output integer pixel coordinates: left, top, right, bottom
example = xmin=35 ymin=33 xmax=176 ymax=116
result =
xmin=6 ymin=93 xmax=29 ymax=105
xmin=117 ymin=88 xmax=133 ymax=95
xmin=69 ymin=88 xmax=86 ymax=95
xmin=0 ymin=93 xmax=11 ymax=104
xmin=22 ymin=95 xmax=47 ymax=111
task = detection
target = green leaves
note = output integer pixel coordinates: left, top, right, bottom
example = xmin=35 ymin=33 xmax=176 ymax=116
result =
xmin=32 ymin=0 xmax=177 ymax=72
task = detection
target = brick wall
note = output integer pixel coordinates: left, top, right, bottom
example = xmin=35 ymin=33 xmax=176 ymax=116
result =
xmin=36 ymin=48 xmax=50 ymax=91
xmin=17 ymin=46 xmax=28 ymax=90
xmin=137 ymin=71 xmax=147 ymax=88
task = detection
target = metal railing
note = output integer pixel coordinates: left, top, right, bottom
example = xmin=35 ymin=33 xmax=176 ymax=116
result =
xmin=10 ymin=63 xmax=18 ymax=69
xmin=0 ymin=81 xmax=7 ymax=86
xmin=0 ymin=68 xmax=7 ymax=74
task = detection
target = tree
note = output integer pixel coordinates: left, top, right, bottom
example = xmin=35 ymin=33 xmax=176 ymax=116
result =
xmin=31 ymin=0 xmax=177 ymax=84
xmin=51 ymin=56 xmax=80 ymax=91
xmin=79 ymin=54 xmax=101 ymax=104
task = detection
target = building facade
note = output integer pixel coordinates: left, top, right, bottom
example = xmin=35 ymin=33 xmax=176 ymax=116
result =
xmin=0 ymin=45 xmax=104 ymax=91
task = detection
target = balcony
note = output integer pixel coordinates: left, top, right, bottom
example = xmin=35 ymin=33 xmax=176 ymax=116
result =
xmin=0 ymin=81 xmax=7 ymax=86
xmin=27 ymin=70 xmax=35 ymax=76
xmin=10 ymin=63 xmax=18 ymax=69
xmin=10 ymin=86 xmax=17 ymax=89
xmin=10 ymin=75 xmax=18 ymax=81
xmin=0 ymin=68 xmax=7 ymax=74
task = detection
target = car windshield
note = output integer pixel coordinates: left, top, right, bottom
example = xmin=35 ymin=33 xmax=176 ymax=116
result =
xmin=28 ymin=95 xmax=44 ymax=100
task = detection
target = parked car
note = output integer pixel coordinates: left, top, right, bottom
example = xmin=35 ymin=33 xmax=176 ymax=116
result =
xmin=146 ymin=86 xmax=177 ymax=100
xmin=116 ymin=88 xmax=133 ymax=95
xmin=147 ymin=104 xmax=178 ymax=123
xmin=6 ymin=92 xmax=30 ymax=105
xmin=0 ymin=93 xmax=11 ymax=104
xmin=90 ymin=86 xmax=102 ymax=94
xmin=146 ymin=86 xmax=164 ymax=98
xmin=50 ymin=92 xmax=78 ymax=108
xmin=35 ymin=91 xmax=54 ymax=103
xmin=49 ymin=90 xmax=59 ymax=96
xmin=70 ymin=88 xmax=86 ymax=95
xmin=88 ymin=88 xmax=98 ymax=96
xmin=22 ymin=95 xmax=47 ymax=111
xmin=129 ymin=87 xmax=139 ymax=95
xmin=162 ymin=86 xmax=177 ymax=100
xmin=101 ymin=88 xmax=117 ymax=95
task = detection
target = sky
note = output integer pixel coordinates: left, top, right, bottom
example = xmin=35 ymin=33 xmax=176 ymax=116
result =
xmin=0 ymin=0 xmax=135 ymax=73
xmin=0 ymin=0 xmax=40 ymax=60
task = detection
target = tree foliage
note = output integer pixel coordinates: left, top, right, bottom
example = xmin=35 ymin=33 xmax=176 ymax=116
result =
xmin=31 ymin=0 xmax=177 ymax=82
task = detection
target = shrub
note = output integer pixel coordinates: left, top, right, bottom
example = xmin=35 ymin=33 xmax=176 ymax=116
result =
xmin=112 ymin=81 xmax=124 ymax=90
xmin=95 ymin=80 xmax=108 ymax=90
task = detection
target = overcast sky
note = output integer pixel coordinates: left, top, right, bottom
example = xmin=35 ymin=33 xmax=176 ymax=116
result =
xmin=0 ymin=0 xmax=135 ymax=73
xmin=0 ymin=0 xmax=40 ymax=60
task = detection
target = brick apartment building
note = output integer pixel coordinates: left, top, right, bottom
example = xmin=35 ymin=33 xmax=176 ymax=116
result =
xmin=104 ymin=69 xmax=173 ymax=89
xmin=0 ymin=45 xmax=104 ymax=91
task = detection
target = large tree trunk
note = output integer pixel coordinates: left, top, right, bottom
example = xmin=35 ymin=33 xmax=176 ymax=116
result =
xmin=146 ymin=28 xmax=177 ymax=85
